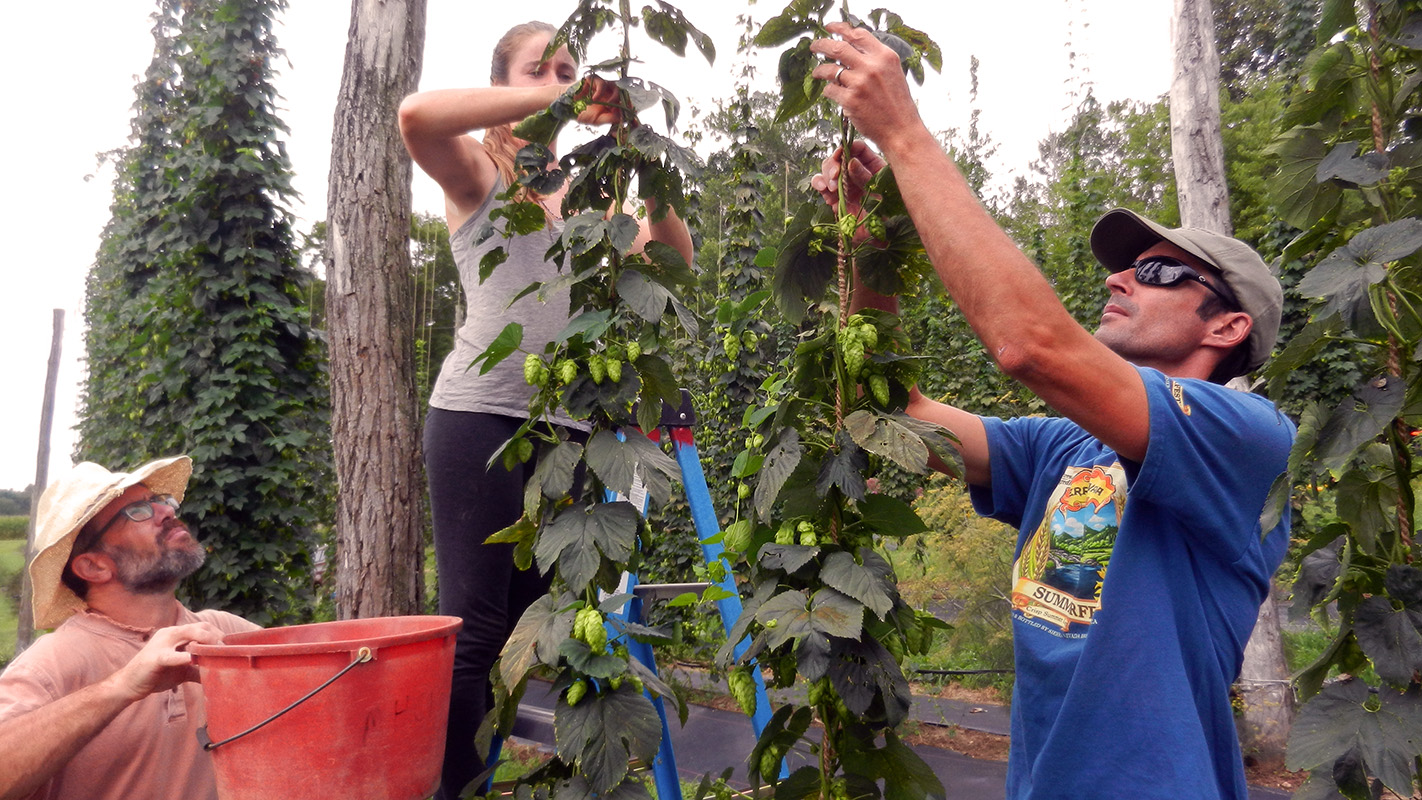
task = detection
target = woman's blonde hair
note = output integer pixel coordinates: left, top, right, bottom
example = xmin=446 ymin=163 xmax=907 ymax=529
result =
xmin=485 ymin=21 xmax=561 ymax=198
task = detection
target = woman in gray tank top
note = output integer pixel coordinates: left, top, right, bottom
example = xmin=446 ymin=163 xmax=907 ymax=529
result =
xmin=398 ymin=21 xmax=693 ymax=800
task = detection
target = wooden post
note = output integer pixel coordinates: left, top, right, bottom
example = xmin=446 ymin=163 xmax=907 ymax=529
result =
xmin=16 ymin=309 xmax=63 ymax=654
xmin=1172 ymin=0 xmax=1293 ymax=765
xmin=1171 ymin=0 xmax=1232 ymax=231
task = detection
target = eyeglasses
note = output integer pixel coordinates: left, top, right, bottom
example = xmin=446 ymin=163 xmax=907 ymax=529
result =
xmin=81 ymin=495 xmax=180 ymax=551
xmin=1131 ymin=256 xmax=1238 ymax=308
xmin=111 ymin=495 xmax=180 ymax=524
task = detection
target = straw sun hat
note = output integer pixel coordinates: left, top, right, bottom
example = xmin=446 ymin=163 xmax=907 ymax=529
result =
xmin=29 ymin=455 xmax=192 ymax=630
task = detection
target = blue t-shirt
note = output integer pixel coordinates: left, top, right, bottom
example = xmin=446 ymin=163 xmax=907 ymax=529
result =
xmin=970 ymin=367 xmax=1294 ymax=800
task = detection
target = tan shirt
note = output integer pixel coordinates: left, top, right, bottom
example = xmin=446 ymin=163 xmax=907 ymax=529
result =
xmin=0 ymin=605 xmax=258 ymax=800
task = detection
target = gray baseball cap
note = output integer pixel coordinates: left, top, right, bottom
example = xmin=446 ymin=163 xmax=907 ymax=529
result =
xmin=1090 ymin=208 xmax=1283 ymax=381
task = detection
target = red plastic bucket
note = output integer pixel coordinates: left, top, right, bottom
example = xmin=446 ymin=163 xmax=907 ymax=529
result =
xmin=190 ymin=615 xmax=462 ymax=800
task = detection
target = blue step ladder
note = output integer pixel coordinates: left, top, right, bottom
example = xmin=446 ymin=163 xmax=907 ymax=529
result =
xmin=486 ymin=390 xmax=777 ymax=798
xmin=601 ymin=389 xmax=778 ymax=800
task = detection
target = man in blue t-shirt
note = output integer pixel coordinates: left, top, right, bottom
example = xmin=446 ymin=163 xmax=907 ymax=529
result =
xmin=807 ymin=22 xmax=1294 ymax=800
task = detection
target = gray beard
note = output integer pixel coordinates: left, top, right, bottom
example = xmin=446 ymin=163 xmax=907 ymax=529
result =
xmin=103 ymin=542 xmax=206 ymax=595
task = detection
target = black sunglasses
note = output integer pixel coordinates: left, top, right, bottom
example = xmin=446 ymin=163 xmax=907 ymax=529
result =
xmin=1131 ymin=256 xmax=1238 ymax=308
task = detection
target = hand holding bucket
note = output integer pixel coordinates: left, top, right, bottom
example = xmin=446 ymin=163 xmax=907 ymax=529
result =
xmin=190 ymin=616 xmax=462 ymax=800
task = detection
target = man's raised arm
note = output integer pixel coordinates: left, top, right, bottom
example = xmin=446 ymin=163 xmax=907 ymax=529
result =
xmin=809 ymin=22 xmax=1151 ymax=462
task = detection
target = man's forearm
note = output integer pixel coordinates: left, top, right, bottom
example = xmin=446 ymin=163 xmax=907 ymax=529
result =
xmin=813 ymin=23 xmax=1097 ymax=388
xmin=628 ymin=195 xmax=695 ymax=269
xmin=0 ymin=677 xmax=137 ymax=800
xmin=873 ymin=123 xmax=1151 ymax=459
xmin=876 ymin=126 xmax=1088 ymax=370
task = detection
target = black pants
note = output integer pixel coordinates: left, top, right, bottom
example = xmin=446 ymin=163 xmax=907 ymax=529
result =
xmin=425 ymin=408 xmax=581 ymax=800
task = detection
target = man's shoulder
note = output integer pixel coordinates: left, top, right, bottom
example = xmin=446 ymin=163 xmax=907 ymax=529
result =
xmin=1140 ymin=367 xmax=1294 ymax=437
xmin=1142 ymin=366 xmax=1282 ymax=408
xmin=0 ymin=616 xmax=129 ymax=708
xmin=15 ymin=612 xmax=132 ymax=655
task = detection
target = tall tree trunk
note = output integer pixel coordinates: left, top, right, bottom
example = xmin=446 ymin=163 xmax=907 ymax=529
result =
xmin=1171 ymin=0 xmax=1232 ymax=232
xmin=1171 ymin=0 xmax=1293 ymax=765
xmin=16 ymin=310 xmax=63 ymax=654
xmin=1237 ymin=587 xmax=1293 ymax=764
xmin=325 ymin=0 xmax=427 ymax=619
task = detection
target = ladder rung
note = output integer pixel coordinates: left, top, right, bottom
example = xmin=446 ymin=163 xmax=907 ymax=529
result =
xmin=631 ymin=582 xmax=712 ymax=602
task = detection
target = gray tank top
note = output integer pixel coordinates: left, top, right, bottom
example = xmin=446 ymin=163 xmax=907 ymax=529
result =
xmin=429 ymin=180 xmax=584 ymax=429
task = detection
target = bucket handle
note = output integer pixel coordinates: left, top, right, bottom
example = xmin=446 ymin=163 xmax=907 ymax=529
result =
xmin=197 ymin=646 xmax=374 ymax=751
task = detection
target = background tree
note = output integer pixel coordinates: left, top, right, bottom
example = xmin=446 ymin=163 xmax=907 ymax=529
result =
xmin=1173 ymin=0 xmax=1233 ymax=228
xmin=1262 ymin=1 xmax=1422 ymax=796
xmin=714 ymin=5 xmax=955 ymax=796
xmin=324 ymin=0 xmax=428 ymax=619
xmin=643 ymin=82 xmax=837 ymax=619
xmin=80 ymin=0 xmax=330 ymax=626
xmin=1174 ymin=0 xmax=1295 ymax=766
xmin=411 ymin=212 xmax=461 ymax=406
xmin=1214 ymin=0 xmax=1319 ymax=100
xmin=0 ymin=491 xmax=31 ymax=518
xmin=298 ymin=212 xmax=462 ymax=413
xmin=475 ymin=3 xmax=718 ymax=797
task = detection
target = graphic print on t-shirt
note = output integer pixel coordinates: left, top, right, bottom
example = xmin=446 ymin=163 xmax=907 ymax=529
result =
xmin=1010 ymin=462 xmax=1126 ymax=634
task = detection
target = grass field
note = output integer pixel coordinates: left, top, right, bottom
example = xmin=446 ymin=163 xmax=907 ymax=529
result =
xmin=1 ymin=538 xmax=24 ymax=663
xmin=0 ymin=515 xmax=26 ymax=541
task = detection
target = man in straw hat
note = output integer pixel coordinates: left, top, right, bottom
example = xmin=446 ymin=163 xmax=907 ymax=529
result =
xmin=0 ymin=456 xmax=257 ymax=800
xmin=807 ymin=23 xmax=1295 ymax=800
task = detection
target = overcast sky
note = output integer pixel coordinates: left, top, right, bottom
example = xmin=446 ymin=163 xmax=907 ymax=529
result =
xmin=0 ymin=0 xmax=1172 ymax=492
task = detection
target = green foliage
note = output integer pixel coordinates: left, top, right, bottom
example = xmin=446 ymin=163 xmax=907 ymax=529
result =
xmin=1282 ymin=625 xmax=1332 ymax=674
xmin=1215 ymin=66 xmax=1373 ymax=412
xmin=79 ymin=0 xmax=330 ymax=626
xmin=0 ymin=517 xmax=27 ymax=541
xmin=1214 ymin=0 xmax=1321 ymax=101
xmin=702 ymin=5 xmax=955 ymax=797
xmin=648 ymin=42 xmax=840 ymax=657
xmin=899 ymin=478 xmax=1015 ymax=694
xmin=0 ymin=490 xmax=31 ymax=518
xmin=477 ymin=3 xmax=715 ymax=797
xmin=1261 ymin=2 xmax=1422 ymax=795
xmin=646 ymin=81 xmax=837 ymax=591
xmin=410 ymin=212 xmax=461 ymax=406
xmin=1 ymin=538 xmax=23 ymax=666
xmin=0 ymin=539 xmax=23 ymax=584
